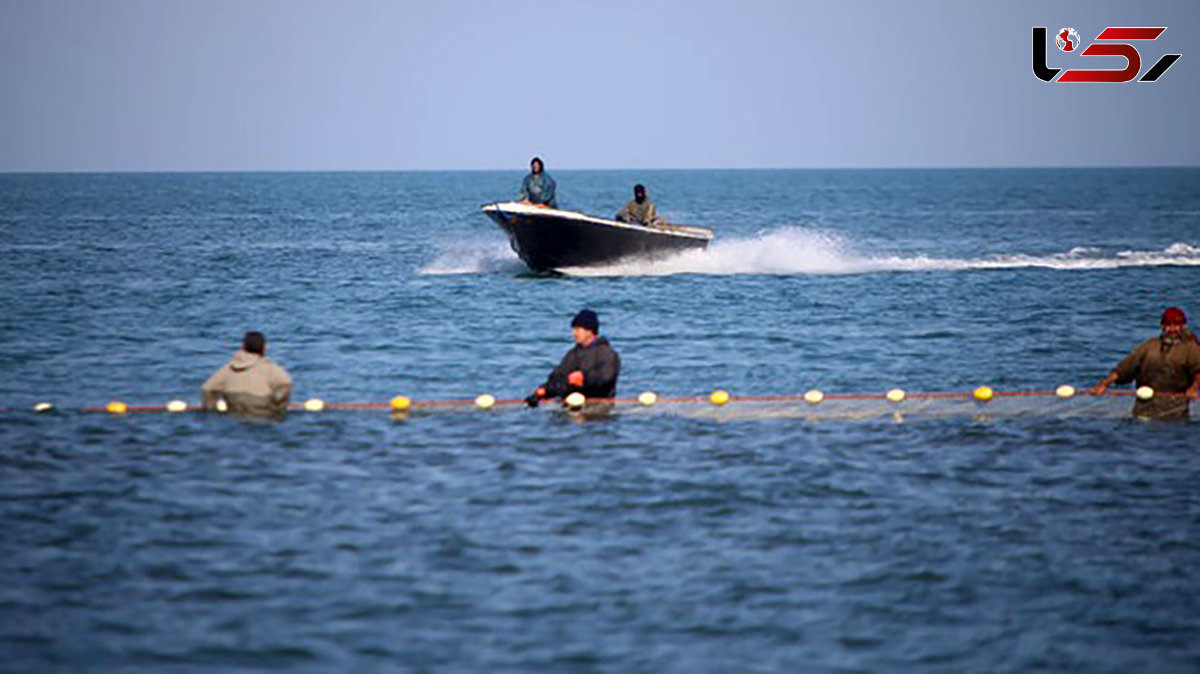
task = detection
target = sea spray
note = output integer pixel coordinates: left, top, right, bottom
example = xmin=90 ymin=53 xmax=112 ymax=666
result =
xmin=557 ymin=230 xmax=1200 ymax=277
xmin=420 ymin=239 xmax=523 ymax=275
xmin=421 ymin=229 xmax=1200 ymax=276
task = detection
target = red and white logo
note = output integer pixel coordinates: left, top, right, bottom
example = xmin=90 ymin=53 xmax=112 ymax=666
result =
xmin=1033 ymin=26 xmax=1181 ymax=83
xmin=1056 ymin=28 xmax=1081 ymax=52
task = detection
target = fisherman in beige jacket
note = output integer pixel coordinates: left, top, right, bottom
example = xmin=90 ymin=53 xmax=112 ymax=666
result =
xmin=202 ymin=331 xmax=292 ymax=418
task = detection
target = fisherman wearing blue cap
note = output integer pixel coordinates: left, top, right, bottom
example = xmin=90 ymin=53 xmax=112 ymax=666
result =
xmin=526 ymin=309 xmax=621 ymax=407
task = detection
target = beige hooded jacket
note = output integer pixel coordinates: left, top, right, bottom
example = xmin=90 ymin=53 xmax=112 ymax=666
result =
xmin=201 ymin=349 xmax=292 ymax=418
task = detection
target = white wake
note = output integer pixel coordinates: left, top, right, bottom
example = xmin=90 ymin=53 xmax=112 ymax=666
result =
xmin=419 ymin=239 xmax=525 ymax=275
xmin=561 ymin=229 xmax=1200 ymax=277
xmin=421 ymin=228 xmax=1200 ymax=277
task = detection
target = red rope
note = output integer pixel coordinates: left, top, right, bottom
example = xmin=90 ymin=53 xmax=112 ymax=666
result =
xmin=44 ymin=387 xmax=1199 ymax=414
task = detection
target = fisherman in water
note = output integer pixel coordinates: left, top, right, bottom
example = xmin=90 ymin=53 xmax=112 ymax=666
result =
xmin=517 ymin=156 xmax=557 ymax=208
xmin=526 ymin=309 xmax=620 ymax=407
xmin=202 ymin=331 xmax=293 ymax=419
xmin=1091 ymin=306 xmax=1200 ymax=420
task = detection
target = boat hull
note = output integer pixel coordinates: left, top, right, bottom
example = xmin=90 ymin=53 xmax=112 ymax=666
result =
xmin=481 ymin=202 xmax=712 ymax=272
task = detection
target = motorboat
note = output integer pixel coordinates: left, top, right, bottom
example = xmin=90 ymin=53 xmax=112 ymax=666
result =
xmin=481 ymin=201 xmax=713 ymax=273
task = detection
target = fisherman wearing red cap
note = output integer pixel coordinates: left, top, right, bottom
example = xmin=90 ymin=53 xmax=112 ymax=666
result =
xmin=525 ymin=309 xmax=621 ymax=407
xmin=1092 ymin=307 xmax=1200 ymax=420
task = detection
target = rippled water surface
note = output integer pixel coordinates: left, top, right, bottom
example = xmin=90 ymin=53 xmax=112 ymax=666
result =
xmin=2 ymin=169 xmax=1199 ymax=672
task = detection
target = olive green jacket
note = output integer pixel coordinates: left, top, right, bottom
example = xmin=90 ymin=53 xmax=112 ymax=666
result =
xmin=616 ymin=199 xmax=657 ymax=225
xmin=1111 ymin=337 xmax=1200 ymax=419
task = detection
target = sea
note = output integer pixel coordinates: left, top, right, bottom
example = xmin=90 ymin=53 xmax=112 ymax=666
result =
xmin=1 ymin=168 xmax=1199 ymax=672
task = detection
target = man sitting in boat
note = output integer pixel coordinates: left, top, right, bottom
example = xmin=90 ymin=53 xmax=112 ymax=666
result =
xmin=517 ymin=156 xmax=557 ymax=208
xmin=525 ymin=309 xmax=621 ymax=407
xmin=615 ymin=184 xmax=660 ymax=226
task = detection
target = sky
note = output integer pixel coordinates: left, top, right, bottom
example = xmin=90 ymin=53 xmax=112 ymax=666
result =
xmin=0 ymin=0 xmax=1197 ymax=171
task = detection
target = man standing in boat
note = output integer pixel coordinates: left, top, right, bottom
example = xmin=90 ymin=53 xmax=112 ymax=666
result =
xmin=615 ymin=184 xmax=659 ymax=226
xmin=526 ymin=309 xmax=620 ymax=407
xmin=1091 ymin=307 xmax=1200 ymax=420
xmin=517 ymin=156 xmax=557 ymax=208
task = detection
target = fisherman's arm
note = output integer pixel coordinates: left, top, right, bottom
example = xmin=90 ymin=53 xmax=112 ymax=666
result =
xmin=616 ymin=202 xmax=633 ymax=222
xmin=1092 ymin=343 xmax=1147 ymax=394
xmin=544 ymin=360 xmax=570 ymax=397
xmin=530 ymin=350 xmax=577 ymax=404
xmin=271 ymin=366 xmax=293 ymax=406
xmin=517 ymin=175 xmax=531 ymax=203
xmin=1091 ymin=371 xmax=1119 ymax=395
xmin=1188 ymin=346 xmax=1200 ymax=399
xmin=201 ymin=368 xmax=227 ymax=409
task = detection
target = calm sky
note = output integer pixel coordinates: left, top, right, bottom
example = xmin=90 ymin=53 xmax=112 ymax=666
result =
xmin=1 ymin=0 xmax=1196 ymax=171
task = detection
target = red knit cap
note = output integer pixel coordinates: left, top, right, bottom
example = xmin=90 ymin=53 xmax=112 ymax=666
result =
xmin=1161 ymin=307 xmax=1187 ymax=326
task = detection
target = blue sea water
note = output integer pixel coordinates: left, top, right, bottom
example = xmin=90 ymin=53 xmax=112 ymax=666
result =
xmin=1 ymin=168 xmax=1199 ymax=672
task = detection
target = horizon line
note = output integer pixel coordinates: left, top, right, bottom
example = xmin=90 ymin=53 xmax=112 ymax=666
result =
xmin=3 ymin=163 xmax=1200 ymax=176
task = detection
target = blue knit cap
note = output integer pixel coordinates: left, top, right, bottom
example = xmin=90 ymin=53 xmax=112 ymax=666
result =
xmin=571 ymin=309 xmax=599 ymax=333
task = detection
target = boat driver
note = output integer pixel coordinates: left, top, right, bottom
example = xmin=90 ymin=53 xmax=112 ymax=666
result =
xmin=615 ymin=184 xmax=660 ymax=225
xmin=517 ymin=156 xmax=558 ymax=208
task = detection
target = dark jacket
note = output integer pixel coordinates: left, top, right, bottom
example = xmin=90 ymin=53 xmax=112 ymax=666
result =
xmin=1111 ymin=337 xmax=1200 ymax=419
xmin=541 ymin=336 xmax=620 ymax=398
